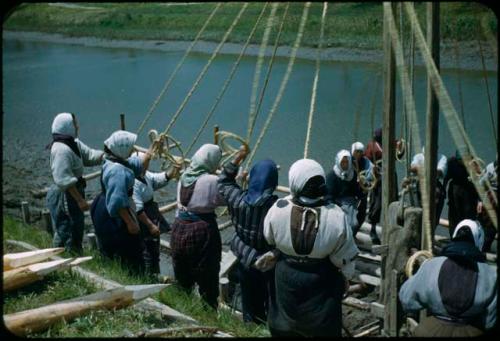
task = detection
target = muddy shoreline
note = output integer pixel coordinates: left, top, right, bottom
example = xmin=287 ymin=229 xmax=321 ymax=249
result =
xmin=3 ymin=30 xmax=497 ymax=71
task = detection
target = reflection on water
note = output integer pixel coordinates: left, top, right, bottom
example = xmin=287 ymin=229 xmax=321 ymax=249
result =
xmin=2 ymin=38 xmax=498 ymax=185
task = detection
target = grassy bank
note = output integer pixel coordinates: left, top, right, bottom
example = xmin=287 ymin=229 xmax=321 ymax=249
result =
xmin=3 ymin=2 xmax=497 ymax=50
xmin=2 ymin=215 xmax=269 ymax=337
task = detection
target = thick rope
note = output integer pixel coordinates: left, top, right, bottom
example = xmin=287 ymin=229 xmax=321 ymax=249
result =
xmin=404 ymin=2 xmax=498 ymax=229
xmin=476 ymin=37 xmax=497 ymax=145
xmin=185 ymin=3 xmax=269 ymax=156
xmin=135 ymin=3 xmax=222 ymax=136
xmin=384 ymin=3 xmax=432 ymax=251
xmin=248 ymin=3 xmax=290 ymax=142
xmin=246 ymin=3 xmax=280 ymax=142
xmin=162 ymin=3 xmax=249 ymax=135
xmin=303 ymin=2 xmax=328 ymax=159
xmin=245 ymin=2 xmax=312 ymax=169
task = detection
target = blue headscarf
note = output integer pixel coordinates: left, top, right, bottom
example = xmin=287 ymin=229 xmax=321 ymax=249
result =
xmin=244 ymin=159 xmax=278 ymax=205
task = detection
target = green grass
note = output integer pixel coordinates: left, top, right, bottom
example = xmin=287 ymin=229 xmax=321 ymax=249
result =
xmin=3 ymin=2 xmax=497 ymax=50
xmin=2 ymin=215 xmax=268 ymax=337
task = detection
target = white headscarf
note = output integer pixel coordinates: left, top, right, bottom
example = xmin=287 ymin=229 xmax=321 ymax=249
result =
xmin=333 ymin=149 xmax=354 ymax=181
xmin=181 ymin=144 xmax=222 ymax=187
xmin=453 ymin=219 xmax=485 ymax=251
xmin=51 ymin=113 xmax=76 ymax=137
xmin=351 ymin=142 xmax=365 ymax=155
xmin=289 ymin=159 xmax=325 ymax=204
xmin=104 ymin=130 xmax=137 ymax=160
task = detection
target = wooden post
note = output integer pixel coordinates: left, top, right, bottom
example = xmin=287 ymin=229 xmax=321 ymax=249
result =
xmin=214 ymin=125 xmax=220 ymax=145
xmin=42 ymin=209 xmax=52 ymax=235
xmin=21 ymin=201 xmax=30 ymax=224
xmin=120 ymin=113 xmax=126 ymax=130
xmin=389 ymin=269 xmax=403 ymax=336
xmin=219 ymin=277 xmax=231 ymax=303
xmin=381 ymin=0 xmax=397 ymax=311
xmin=423 ymin=2 xmax=440 ymax=250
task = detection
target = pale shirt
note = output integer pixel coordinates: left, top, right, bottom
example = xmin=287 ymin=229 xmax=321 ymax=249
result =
xmin=50 ymin=139 xmax=103 ymax=190
xmin=479 ymin=162 xmax=497 ymax=190
xmin=176 ymin=173 xmax=225 ymax=214
xmin=263 ymin=196 xmax=359 ymax=279
xmin=411 ymin=153 xmax=448 ymax=179
xmin=132 ymin=171 xmax=169 ymax=212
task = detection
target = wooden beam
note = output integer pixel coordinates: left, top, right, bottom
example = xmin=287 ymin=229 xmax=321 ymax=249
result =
xmin=31 ymin=170 xmax=102 ymax=198
xmin=3 ymin=247 xmax=64 ymax=270
xmin=4 ymin=284 xmax=168 ymax=336
xmin=423 ymin=1 xmax=440 ymax=251
xmin=342 ymin=296 xmax=371 ymax=310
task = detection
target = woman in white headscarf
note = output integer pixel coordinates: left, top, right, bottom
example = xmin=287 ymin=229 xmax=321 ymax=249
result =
xmin=90 ymin=130 xmax=158 ymax=275
xmin=170 ymin=143 xmax=226 ymax=309
xmin=46 ymin=112 xmax=104 ymax=254
xmin=399 ymin=219 xmax=496 ymax=336
xmin=325 ymin=149 xmax=363 ymax=236
xmin=263 ymin=159 xmax=359 ymax=337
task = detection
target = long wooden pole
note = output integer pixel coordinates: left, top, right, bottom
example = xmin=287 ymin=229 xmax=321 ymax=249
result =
xmin=423 ymin=2 xmax=440 ymax=251
xmin=3 ymin=248 xmax=64 ymax=270
xmin=4 ymin=284 xmax=167 ymax=336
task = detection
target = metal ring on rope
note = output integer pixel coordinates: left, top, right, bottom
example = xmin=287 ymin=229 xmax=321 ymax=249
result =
xmin=147 ymin=129 xmax=187 ymax=171
xmin=359 ymin=169 xmax=378 ymax=192
xmin=405 ymin=250 xmax=433 ymax=278
xmin=216 ymin=130 xmax=249 ymax=166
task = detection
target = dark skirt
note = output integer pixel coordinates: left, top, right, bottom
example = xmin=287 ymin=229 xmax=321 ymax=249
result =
xmin=90 ymin=193 xmax=145 ymax=275
xmin=170 ymin=213 xmax=221 ymax=309
xmin=140 ymin=200 xmax=170 ymax=276
xmin=268 ymin=257 xmax=345 ymax=337
xmin=414 ymin=316 xmax=483 ymax=337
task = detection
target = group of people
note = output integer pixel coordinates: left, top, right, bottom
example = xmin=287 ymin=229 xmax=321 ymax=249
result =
xmin=46 ymin=113 xmax=496 ymax=336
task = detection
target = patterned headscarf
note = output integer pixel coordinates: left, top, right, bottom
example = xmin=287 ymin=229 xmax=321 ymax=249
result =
xmin=180 ymin=144 xmax=222 ymax=187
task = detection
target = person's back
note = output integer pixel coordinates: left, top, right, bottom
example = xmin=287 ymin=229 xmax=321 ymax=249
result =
xmin=399 ymin=220 xmax=496 ymax=336
xmin=218 ymin=150 xmax=278 ymax=324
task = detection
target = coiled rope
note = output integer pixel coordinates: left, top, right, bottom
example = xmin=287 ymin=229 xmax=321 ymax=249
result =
xmin=135 ymin=3 xmax=222 ymax=136
xmin=162 ymin=2 xmax=249 ymax=135
xmin=245 ymin=2 xmax=312 ymax=170
xmin=405 ymin=250 xmax=433 ymax=278
xmin=303 ymin=2 xmax=328 ymax=159
xmin=185 ymin=2 xmax=270 ymax=156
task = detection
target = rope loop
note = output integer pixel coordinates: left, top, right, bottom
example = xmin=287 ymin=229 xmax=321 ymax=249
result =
xmin=405 ymin=250 xmax=433 ymax=278
xmin=147 ymin=129 xmax=187 ymax=171
xmin=468 ymin=157 xmax=485 ymax=177
xmin=216 ymin=130 xmax=249 ymax=166
xmin=396 ymin=138 xmax=406 ymax=162
xmin=358 ymin=169 xmax=378 ymax=192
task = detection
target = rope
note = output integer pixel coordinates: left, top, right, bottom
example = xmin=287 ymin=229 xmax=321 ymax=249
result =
xmin=476 ymin=37 xmax=497 ymax=145
xmin=303 ymin=2 xmax=328 ymax=159
xmin=404 ymin=2 xmax=498 ymax=230
xmin=384 ymin=3 xmax=432 ymax=250
xmin=248 ymin=3 xmax=290 ymax=142
xmin=135 ymin=3 xmax=222 ymax=136
xmin=245 ymin=2 xmax=312 ymax=169
xmin=185 ymin=2 xmax=269 ymax=156
xmin=162 ymin=3 xmax=249 ymax=135
xmin=405 ymin=250 xmax=433 ymax=278
xmin=246 ymin=3 xmax=280 ymax=142
xmin=452 ymin=18 xmax=466 ymax=130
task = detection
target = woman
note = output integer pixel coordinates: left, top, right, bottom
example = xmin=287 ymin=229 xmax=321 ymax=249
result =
xmin=170 ymin=143 xmax=226 ymax=309
xmin=399 ymin=219 xmax=496 ymax=336
xmin=351 ymin=142 xmax=374 ymax=237
xmin=218 ymin=145 xmax=279 ymax=324
xmin=325 ymin=149 xmax=363 ymax=236
xmin=47 ymin=112 xmax=104 ymax=255
xmin=263 ymin=159 xmax=359 ymax=337
xmin=90 ymin=130 xmax=157 ymax=275
xmin=132 ymin=152 xmax=180 ymax=277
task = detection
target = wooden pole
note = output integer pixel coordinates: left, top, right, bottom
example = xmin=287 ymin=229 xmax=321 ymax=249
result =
xmin=381 ymin=1 xmax=397 ymax=297
xmin=21 ymin=201 xmax=30 ymax=224
xmin=4 ymin=284 xmax=167 ymax=336
xmin=120 ymin=113 xmax=126 ymax=130
xmin=423 ymin=2 xmax=440 ymax=251
xmin=3 ymin=247 xmax=64 ymax=271
xmin=214 ymin=125 xmax=220 ymax=145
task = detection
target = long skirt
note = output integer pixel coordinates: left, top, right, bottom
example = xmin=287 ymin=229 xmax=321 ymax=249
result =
xmin=46 ymin=183 xmax=85 ymax=254
xmin=414 ymin=316 xmax=483 ymax=337
xmin=90 ymin=192 xmax=145 ymax=276
xmin=268 ymin=257 xmax=345 ymax=337
xmin=140 ymin=200 xmax=170 ymax=276
xmin=170 ymin=213 xmax=221 ymax=309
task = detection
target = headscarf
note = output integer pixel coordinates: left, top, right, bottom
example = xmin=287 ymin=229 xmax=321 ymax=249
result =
xmin=289 ymin=159 xmax=326 ymax=206
xmin=441 ymin=219 xmax=486 ymax=268
xmin=374 ymin=127 xmax=382 ymax=144
xmin=47 ymin=112 xmax=80 ymax=157
xmin=351 ymin=142 xmax=365 ymax=155
xmin=104 ymin=130 xmax=137 ymax=160
xmin=181 ymin=144 xmax=222 ymax=187
xmin=333 ymin=149 xmax=355 ymax=181
xmin=244 ymin=159 xmax=278 ymax=205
